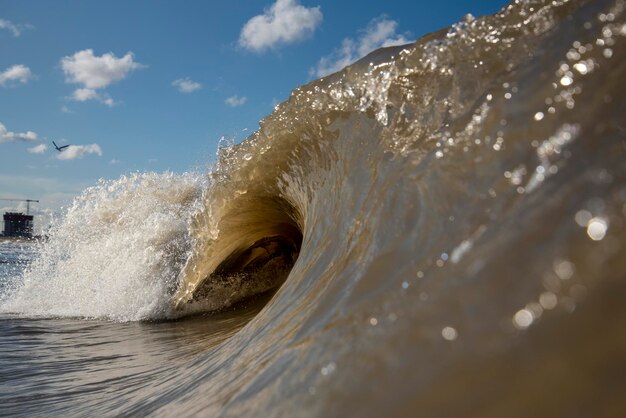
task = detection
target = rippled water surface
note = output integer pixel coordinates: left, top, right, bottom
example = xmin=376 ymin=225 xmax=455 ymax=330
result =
xmin=1 ymin=0 xmax=626 ymax=416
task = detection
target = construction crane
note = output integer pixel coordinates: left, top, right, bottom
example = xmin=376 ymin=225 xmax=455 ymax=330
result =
xmin=0 ymin=198 xmax=40 ymax=215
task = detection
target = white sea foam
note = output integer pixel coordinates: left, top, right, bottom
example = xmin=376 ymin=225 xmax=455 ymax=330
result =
xmin=0 ymin=172 xmax=203 ymax=321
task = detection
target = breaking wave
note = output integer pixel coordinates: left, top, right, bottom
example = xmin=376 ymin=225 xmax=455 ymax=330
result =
xmin=1 ymin=0 xmax=625 ymax=414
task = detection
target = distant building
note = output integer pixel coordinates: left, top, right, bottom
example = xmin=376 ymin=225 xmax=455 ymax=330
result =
xmin=3 ymin=212 xmax=34 ymax=238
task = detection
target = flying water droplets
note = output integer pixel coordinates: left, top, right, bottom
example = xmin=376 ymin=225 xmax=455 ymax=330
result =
xmin=441 ymin=326 xmax=458 ymax=341
xmin=586 ymin=217 xmax=608 ymax=241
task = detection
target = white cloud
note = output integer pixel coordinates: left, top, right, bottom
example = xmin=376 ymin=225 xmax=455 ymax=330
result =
xmin=239 ymin=0 xmax=322 ymax=52
xmin=60 ymin=49 xmax=143 ymax=105
xmin=0 ymin=122 xmax=38 ymax=143
xmin=56 ymin=144 xmax=103 ymax=160
xmin=61 ymin=105 xmax=73 ymax=114
xmin=72 ymin=87 xmax=99 ymax=101
xmin=69 ymin=87 xmax=116 ymax=107
xmin=225 ymin=95 xmax=247 ymax=107
xmin=0 ymin=18 xmax=32 ymax=37
xmin=28 ymin=143 xmax=48 ymax=154
xmin=311 ymin=16 xmax=412 ymax=78
xmin=172 ymin=77 xmax=202 ymax=93
xmin=61 ymin=49 xmax=142 ymax=89
xmin=0 ymin=64 xmax=33 ymax=87
xmin=109 ymin=159 xmax=122 ymax=165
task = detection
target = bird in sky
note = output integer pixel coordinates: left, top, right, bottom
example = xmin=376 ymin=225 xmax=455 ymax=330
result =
xmin=52 ymin=141 xmax=70 ymax=152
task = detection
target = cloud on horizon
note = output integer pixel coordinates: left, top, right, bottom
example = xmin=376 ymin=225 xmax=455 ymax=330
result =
xmin=0 ymin=122 xmax=38 ymax=143
xmin=0 ymin=64 xmax=34 ymax=87
xmin=172 ymin=77 xmax=202 ymax=93
xmin=56 ymin=144 xmax=103 ymax=160
xmin=239 ymin=0 xmax=322 ymax=53
xmin=60 ymin=49 xmax=143 ymax=106
xmin=225 ymin=95 xmax=247 ymax=107
xmin=0 ymin=18 xmax=33 ymax=37
xmin=311 ymin=16 xmax=412 ymax=78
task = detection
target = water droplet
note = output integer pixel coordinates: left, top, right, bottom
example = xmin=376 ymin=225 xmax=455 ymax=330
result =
xmin=553 ymin=259 xmax=575 ymax=280
xmin=560 ymin=75 xmax=573 ymax=86
xmin=513 ymin=309 xmax=534 ymax=329
xmin=573 ymin=62 xmax=588 ymax=74
xmin=441 ymin=326 xmax=458 ymax=341
xmin=575 ymin=209 xmax=592 ymax=226
xmin=566 ymin=50 xmax=581 ymax=61
xmin=369 ymin=317 xmax=378 ymax=326
xmin=539 ymin=292 xmax=558 ymax=310
xmin=534 ymin=112 xmax=544 ymax=121
xmin=321 ymin=362 xmax=336 ymax=376
xmin=527 ymin=302 xmax=543 ymax=319
xmin=587 ymin=217 xmax=608 ymax=240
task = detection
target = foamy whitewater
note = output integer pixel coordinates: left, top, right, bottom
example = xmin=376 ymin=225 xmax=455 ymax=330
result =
xmin=1 ymin=0 xmax=625 ymax=416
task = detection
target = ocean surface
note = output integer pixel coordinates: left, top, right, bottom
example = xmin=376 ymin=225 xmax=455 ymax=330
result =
xmin=1 ymin=0 xmax=625 ymax=416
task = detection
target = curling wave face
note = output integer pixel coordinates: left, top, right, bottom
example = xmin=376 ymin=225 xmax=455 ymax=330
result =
xmin=1 ymin=0 xmax=625 ymax=415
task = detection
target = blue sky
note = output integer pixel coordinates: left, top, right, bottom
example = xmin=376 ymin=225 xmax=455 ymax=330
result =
xmin=1 ymin=0 xmax=509 ymax=220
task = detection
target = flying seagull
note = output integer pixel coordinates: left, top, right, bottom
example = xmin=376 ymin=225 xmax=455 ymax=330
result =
xmin=53 ymin=141 xmax=70 ymax=152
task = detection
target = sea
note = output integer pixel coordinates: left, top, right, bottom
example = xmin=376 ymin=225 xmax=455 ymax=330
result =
xmin=1 ymin=0 xmax=625 ymax=416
